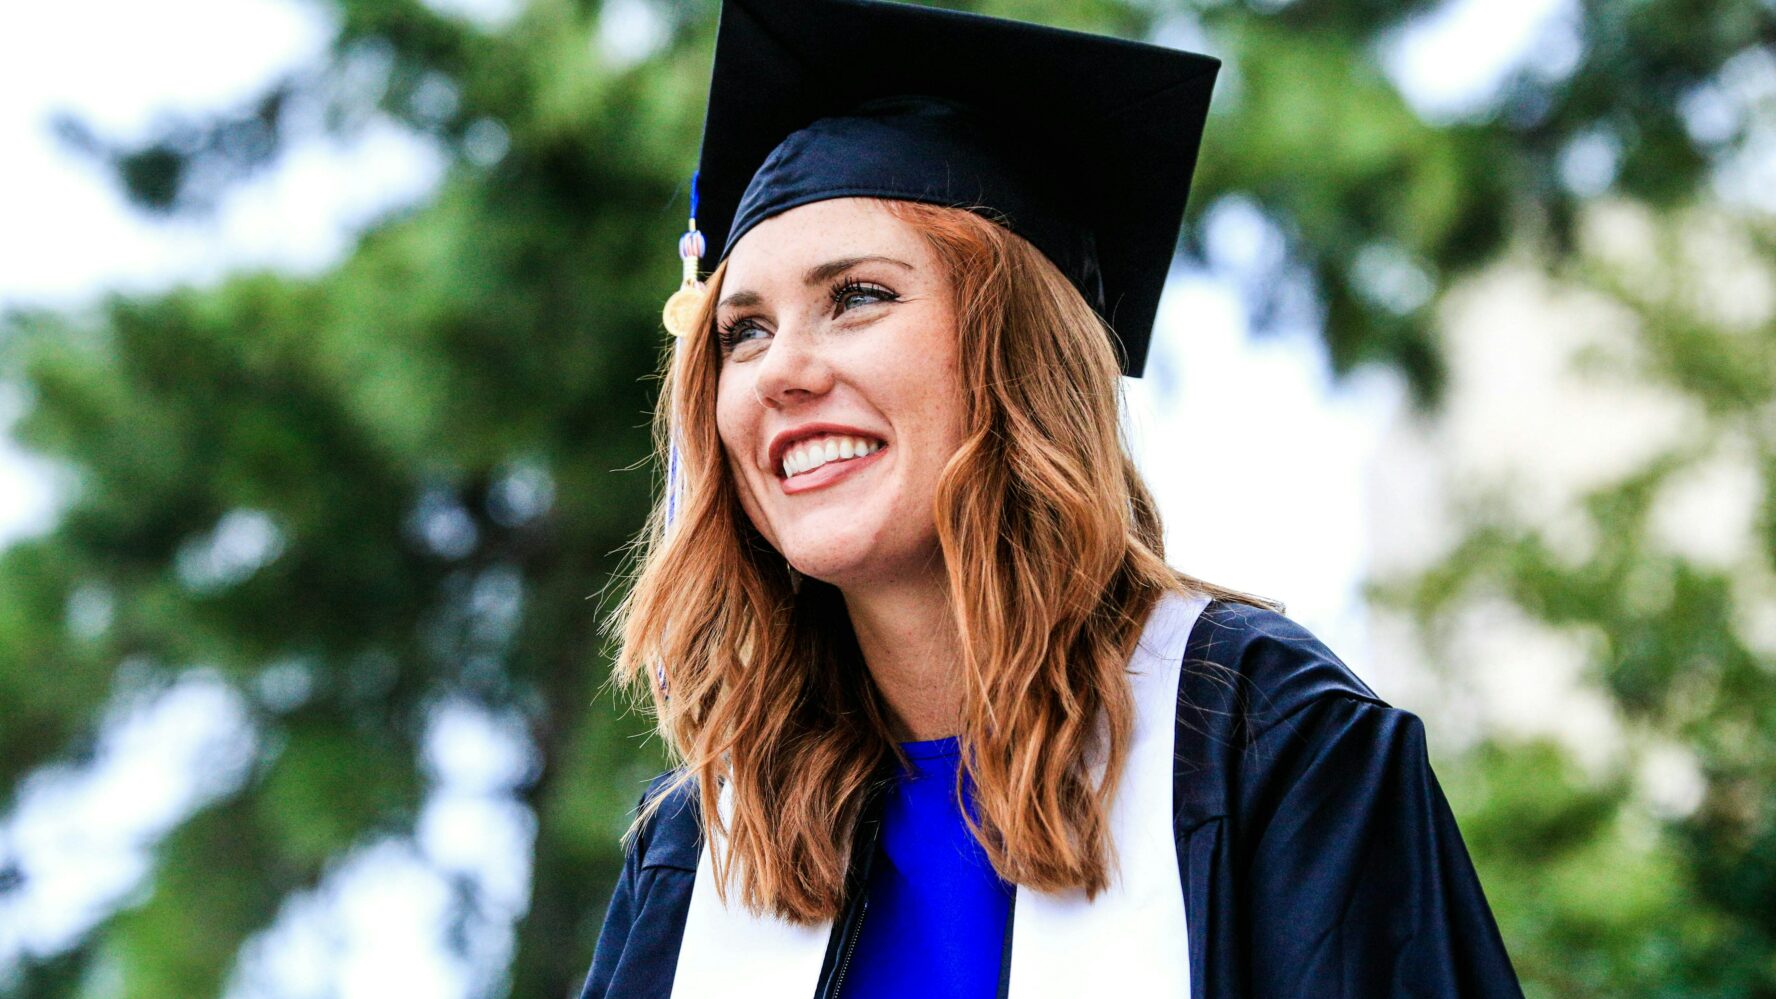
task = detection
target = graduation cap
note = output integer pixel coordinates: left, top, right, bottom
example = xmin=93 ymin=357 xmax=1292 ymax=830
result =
xmin=664 ymin=0 xmax=1219 ymax=377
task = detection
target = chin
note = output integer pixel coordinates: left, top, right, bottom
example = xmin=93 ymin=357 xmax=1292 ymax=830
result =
xmin=751 ymin=490 xmax=941 ymax=590
xmin=782 ymin=541 xmax=881 ymax=588
xmin=782 ymin=533 xmax=939 ymax=591
xmin=768 ymin=509 xmax=885 ymax=579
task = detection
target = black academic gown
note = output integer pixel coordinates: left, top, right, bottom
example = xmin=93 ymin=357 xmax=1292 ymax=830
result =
xmin=579 ymin=599 xmax=1526 ymax=998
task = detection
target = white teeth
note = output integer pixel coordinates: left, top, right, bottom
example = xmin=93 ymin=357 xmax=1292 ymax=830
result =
xmin=780 ymin=434 xmax=883 ymax=478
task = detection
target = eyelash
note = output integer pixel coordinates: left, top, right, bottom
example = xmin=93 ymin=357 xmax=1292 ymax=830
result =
xmin=717 ymin=278 xmax=899 ymax=351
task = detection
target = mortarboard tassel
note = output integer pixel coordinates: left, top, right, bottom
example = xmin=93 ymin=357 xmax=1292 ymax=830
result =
xmin=656 ymin=173 xmax=707 ymax=699
xmin=662 ymin=172 xmax=708 ymax=339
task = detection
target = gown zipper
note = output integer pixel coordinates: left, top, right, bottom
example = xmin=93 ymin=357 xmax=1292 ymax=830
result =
xmin=815 ymin=784 xmax=887 ymax=999
xmin=828 ymin=895 xmax=869 ymax=998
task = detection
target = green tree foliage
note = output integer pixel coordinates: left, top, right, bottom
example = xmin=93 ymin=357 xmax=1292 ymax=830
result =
xmin=1376 ymin=200 xmax=1776 ymax=996
xmin=1 ymin=0 xmax=1771 ymax=995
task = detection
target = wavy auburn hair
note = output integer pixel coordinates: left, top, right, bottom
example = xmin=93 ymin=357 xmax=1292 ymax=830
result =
xmin=613 ymin=199 xmax=1275 ymax=923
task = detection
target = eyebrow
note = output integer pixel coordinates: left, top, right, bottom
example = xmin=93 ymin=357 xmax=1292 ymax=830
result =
xmin=716 ymin=255 xmax=915 ymax=311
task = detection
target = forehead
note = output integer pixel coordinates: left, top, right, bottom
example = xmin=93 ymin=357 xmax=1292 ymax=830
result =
xmin=721 ymin=198 xmax=934 ymax=289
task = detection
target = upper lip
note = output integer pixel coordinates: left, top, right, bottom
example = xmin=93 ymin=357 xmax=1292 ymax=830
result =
xmin=767 ymin=422 xmax=887 ymax=476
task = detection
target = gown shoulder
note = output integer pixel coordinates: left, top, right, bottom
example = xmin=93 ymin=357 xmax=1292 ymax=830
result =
xmin=1175 ymin=597 xmax=1526 ymax=997
xmin=1180 ymin=597 xmax=1386 ymax=733
xmin=577 ymin=773 xmax=701 ymax=999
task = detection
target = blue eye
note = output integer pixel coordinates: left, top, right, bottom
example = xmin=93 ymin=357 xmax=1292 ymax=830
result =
xmin=831 ymin=279 xmax=897 ymax=313
xmin=717 ymin=317 xmax=766 ymax=352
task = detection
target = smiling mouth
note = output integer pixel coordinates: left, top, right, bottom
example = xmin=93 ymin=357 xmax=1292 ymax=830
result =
xmin=779 ymin=433 xmax=887 ymax=479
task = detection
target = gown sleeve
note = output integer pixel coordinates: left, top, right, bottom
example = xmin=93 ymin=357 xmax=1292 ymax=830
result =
xmin=578 ymin=776 xmax=700 ymax=999
xmin=1235 ymin=693 xmax=1524 ymax=998
xmin=580 ymin=826 xmax=644 ymax=999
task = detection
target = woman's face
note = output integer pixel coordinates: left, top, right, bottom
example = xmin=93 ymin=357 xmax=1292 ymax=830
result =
xmin=713 ymin=197 xmax=966 ymax=591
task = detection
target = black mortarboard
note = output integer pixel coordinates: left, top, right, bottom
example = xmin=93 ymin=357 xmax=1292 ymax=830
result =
xmin=689 ymin=0 xmax=1219 ymax=377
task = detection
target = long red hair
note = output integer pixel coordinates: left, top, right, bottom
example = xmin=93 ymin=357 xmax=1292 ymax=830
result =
xmin=613 ymin=199 xmax=1276 ymax=922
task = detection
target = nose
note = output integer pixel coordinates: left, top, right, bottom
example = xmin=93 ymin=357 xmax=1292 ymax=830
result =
xmin=752 ymin=325 xmax=835 ymax=409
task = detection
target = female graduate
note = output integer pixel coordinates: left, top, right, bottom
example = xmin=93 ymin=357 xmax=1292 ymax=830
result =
xmin=583 ymin=0 xmax=1526 ymax=996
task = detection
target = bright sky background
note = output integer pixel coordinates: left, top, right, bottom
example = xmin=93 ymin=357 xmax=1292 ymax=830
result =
xmin=0 ymin=0 xmax=1578 ymax=993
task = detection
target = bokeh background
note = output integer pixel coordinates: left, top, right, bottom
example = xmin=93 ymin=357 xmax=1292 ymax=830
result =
xmin=1 ymin=0 xmax=1772 ymax=995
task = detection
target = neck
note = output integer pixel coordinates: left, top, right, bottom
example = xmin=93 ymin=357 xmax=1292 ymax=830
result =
xmin=840 ymin=564 xmax=963 ymax=742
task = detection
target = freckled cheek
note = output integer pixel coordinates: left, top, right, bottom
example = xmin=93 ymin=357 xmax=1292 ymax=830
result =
xmin=903 ymin=377 xmax=967 ymax=482
xmin=713 ymin=384 xmax=771 ymax=532
xmin=712 ymin=376 xmax=752 ymax=464
xmin=723 ymin=452 xmax=780 ymax=548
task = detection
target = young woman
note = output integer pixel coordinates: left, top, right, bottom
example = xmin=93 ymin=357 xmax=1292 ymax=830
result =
xmin=582 ymin=1 xmax=1525 ymax=996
